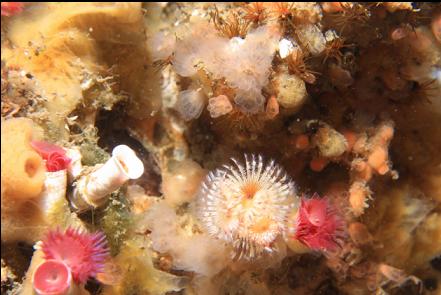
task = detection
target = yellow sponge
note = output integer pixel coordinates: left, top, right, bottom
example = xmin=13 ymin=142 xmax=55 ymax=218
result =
xmin=1 ymin=118 xmax=46 ymax=199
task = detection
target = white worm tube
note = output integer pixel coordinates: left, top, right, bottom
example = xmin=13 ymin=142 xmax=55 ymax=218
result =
xmin=39 ymin=170 xmax=68 ymax=216
xmin=72 ymin=145 xmax=144 ymax=210
xmin=65 ymin=148 xmax=83 ymax=182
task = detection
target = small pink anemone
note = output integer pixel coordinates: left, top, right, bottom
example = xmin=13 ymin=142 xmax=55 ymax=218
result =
xmin=30 ymin=141 xmax=71 ymax=172
xmin=294 ymin=194 xmax=345 ymax=251
xmin=41 ymin=227 xmax=109 ymax=284
xmin=33 ymin=259 xmax=72 ymax=295
xmin=1 ymin=2 xmax=24 ymax=16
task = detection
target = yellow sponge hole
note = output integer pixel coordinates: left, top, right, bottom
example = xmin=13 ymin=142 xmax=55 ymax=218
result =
xmin=1 ymin=118 xmax=46 ymax=199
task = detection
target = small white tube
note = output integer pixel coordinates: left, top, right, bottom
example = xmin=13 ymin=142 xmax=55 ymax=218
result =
xmin=64 ymin=148 xmax=83 ymax=182
xmin=39 ymin=170 xmax=67 ymax=215
xmin=72 ymin=145 xmax=144 ymax=210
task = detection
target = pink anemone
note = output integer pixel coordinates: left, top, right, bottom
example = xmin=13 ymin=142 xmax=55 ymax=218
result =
xmin=294 ymin=194 xmax=345 ymax=251
xmin=41 ymin=227 xmax=109 ymax=284
xmin=30 ymin=141 xmax=71 ymax=172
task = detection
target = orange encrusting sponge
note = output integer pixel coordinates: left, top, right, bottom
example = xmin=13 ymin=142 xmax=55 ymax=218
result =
xmin=1 ymin=118 xmax=46 ymax=200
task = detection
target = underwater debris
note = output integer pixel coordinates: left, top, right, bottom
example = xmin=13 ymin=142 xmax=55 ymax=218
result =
xmin=196 ymin=154 xmax=297 ymax=260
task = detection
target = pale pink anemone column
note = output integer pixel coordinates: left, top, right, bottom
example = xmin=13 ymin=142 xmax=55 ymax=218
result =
xmin=33 ymin=259 xmax=72 ymax=295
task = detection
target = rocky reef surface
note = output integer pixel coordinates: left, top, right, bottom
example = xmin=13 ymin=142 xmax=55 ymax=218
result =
xmin=1 ymin=2 xmax=441 ymax=295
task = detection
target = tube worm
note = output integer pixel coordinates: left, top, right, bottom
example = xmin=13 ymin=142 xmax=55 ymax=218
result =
xmin=39 ymin=170 xmax=68 ymax=216
xmin=64 ymin=148 xmax=83 ymax=183
xmin=71 ymin=145 xmax=144 ymax=211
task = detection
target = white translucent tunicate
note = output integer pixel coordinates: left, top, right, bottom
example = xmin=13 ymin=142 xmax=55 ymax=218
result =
xmin=172 ymin=41 xmax=201 ymax=77
xmin=176 ymin=89 xmax=206 ymax=121
xmin=144 ymin=202 xmax=230 ymax=276
xmin=207 ymin=95 xmax=233 ymax=118
xmin=234 ymin=90 xmax=265 ymax=114
xmin=295 ymin=24 xmax=326 ymax=56
xmin=172 ymin=22 xmax=223 ymax=77
xmin=171 ymin=22 xmax=281 ymax=113
xmin=228 ymin=37 xmax=246 ymax=52
xmin=149 ymin=31 xmax=176 ymax=62
xmin=278 ymin=38 xmax=295 ymax=59
xmin=214 ymin=25 xmax=280 ymax=94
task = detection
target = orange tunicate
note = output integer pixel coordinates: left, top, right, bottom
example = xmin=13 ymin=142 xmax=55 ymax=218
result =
xmin=349 ymin=181 xmax=371 ymax=217
xmin=359 ymin=165 xmax=373 ymax=181
xmin=295 ymin=134 xmax=310 ymax=150
xmin=352 ymin=158 xmax=367 ymax=172
xmin=265 ymin=95 xmax=279 ymax=119
xmin=352 ymin=134 xmax=368 ymax=154
xmin=310 ymin=157 xmax=329 ymax=172
xmin=368 ymin=147 xmax=388 ymax=172
xmin=377 ymin=163 xmax=390 ymax=175
xmin=352 ymin=159 xmax=373 ymax=181
xmin=342 ymin=130 xmax=357 ymax=152
xmin=378 ymin=124 xmax=394 ymax=143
